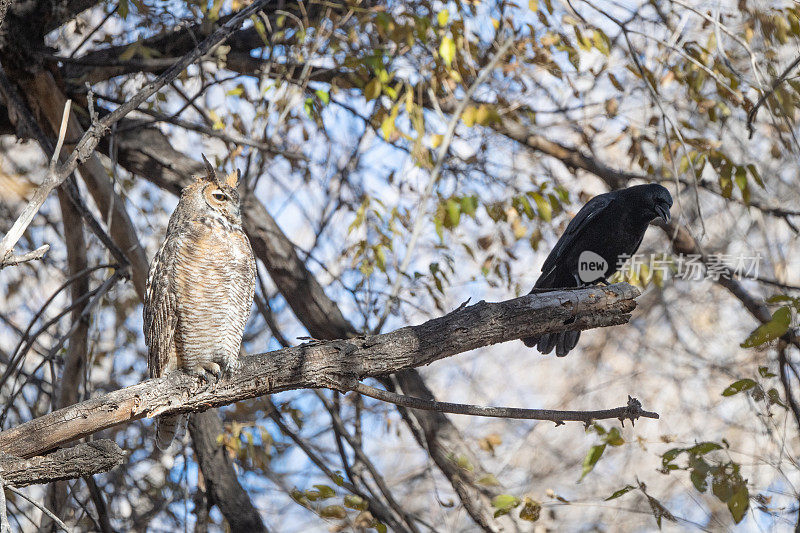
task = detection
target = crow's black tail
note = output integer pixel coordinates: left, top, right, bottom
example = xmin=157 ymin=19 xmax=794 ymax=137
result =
xmin=522 ymin=330 xmax=581 ymax=357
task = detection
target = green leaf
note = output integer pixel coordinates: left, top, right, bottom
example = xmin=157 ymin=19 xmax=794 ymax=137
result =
xmin=319 ymin=505 xmax=347 ymax=519
xmin=491 ymin=494 xmax=520 ymax=517
xmin=767 ymin=387 xmax=787 ymax=408
xmin=688 ymin=442 xmax=723 ymax=455
xmin=118 ymin=0 xmax=129 ymax=19
xmin=661 ymin=447 xmax=683 ymax=467
xmin=532 ymin=193 xmax=552 ymax=222
xmin=476 ymin=474 xmax=500 ymax=486
xmin=451 ymin=453 xmax=473 ymax=472
xmin=712 ymin=476 xmax=734 ymax=502
xmin=313 ymin=484 xmax=335 ymax=499
xmin=119 ymin=41 xmax=140 ymax=61
xmin=208 ymin=110 xmax=224 ymax=130
xmin=734 ymin=165 xmax=750 ymax=203
xmin=580 ymin=444 xmax=606 ymax=480
xmin=727 ymin=486 xmax=749 ymax=524
xmin=747 ymin=164 xmax=765 ymax=188
xmin=592 ymin=29 xmax=610 ymax=55
xmin=344 ymin=494 xmax=368 ymax=511
xmin=460 ymin=195 xmax=478 ymax=217
xmin=605 ymin=485 xmax=636 ymax=500
xmin=605 ymin=427 xmax=624 ymax=447
xmin=315 ymin=89 xmax=330 ymax=105
xmin=741 ymin=306 xmax=791 ymax=348
xmin=759 ymin=366 xmax=777 ymax=378
xmin=690 ymin=469 xmax=708 ymax=492
xmin=722 ymin=379 xmax=757 ymax=396
xmin=364 ymin=79 xmax=382 ymax=101
xmin=440 ymin=35 xmax=456 ymax=66
xmin=445 ymin=198 xmax=461 ymax=228
xmin=331 ymin=471 xmax=345 ymax=486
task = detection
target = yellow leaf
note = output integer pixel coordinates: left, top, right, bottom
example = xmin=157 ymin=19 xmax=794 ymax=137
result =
xmin=208 ymin=110 xmax=224 ymax=130
xmin=440 ymin=35 xmax=456 ymax=66
xmin=512 ymin=219 xmax=527 ymax=239
xmin=529 ymin=0 xmax=538 ymax=11
xmin=381 ymin=104 xmax=400 ymax=139
xmin=437 ymin=9 xmax=449 ymax=26
xmin=431 ymin=134 xmax=444 ymax=148
xmin=461 ymin=105 xmax=477 ymax=127
xmin=476 ymin=104 xmax=491 ymax=125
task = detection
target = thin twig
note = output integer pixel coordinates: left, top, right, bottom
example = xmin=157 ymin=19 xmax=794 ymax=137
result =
xmin=778 ymin=342 xmax=800 ymax=435
xmin=4 ymin=486 xmax=69 ymax=532
xmin=0 ymin=245 xmax=50 ymax=269
xmin=0 ymin=97 xmax=70 ymax=265
xmin=93 ymin=93 xmax=306 ymax=160
xmin=353 ymin=382 xmax=659 ymax=425
xmin=50 ymin=100 xmax=71 ymax=174
xmin=747 ymin=54 xmax=800 ymax=138
xmin=0 ymin=474 xmax=9 ymax=533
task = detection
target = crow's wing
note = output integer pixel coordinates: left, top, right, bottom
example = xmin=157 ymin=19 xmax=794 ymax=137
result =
xmin=539 ymin=192 xmax=616 ymax=278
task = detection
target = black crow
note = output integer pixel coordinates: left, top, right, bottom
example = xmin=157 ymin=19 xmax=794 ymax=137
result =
xmin=523 ymin=183 xmax=672 ymax=356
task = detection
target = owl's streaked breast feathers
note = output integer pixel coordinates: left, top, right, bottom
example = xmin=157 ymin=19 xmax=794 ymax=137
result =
xmin=143 ymin=156 xmax=256 ymax=450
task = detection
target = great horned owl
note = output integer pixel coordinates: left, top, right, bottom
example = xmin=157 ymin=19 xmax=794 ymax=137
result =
xmin=143 ymin=155 xmax=256 ymax=450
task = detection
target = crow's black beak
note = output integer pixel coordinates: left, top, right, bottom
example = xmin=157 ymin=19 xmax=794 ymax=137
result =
xmin=654 ymin=203 xmax=671 ymax=224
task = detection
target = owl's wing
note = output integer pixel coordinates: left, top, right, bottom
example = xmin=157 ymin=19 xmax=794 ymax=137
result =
xmin=244 ymin=238 xmax=256 ymax=315
xmin=143 ymin=237 xmax=179 ymax=379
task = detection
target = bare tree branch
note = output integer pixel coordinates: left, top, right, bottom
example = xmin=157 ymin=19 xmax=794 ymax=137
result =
xmin=353 ymin=383 xmax=659 ymax=425
xmin=0 ymin=284 xmax=640 ymax=459
xmin=0 ymin=244 xmax=49 ymax=269
xmin=188 ymin=411 xmax=269 ymax=533
xmin=0 ymin=441 xmax=124 ymax=488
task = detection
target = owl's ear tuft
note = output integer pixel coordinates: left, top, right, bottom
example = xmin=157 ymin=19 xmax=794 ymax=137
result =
xmin=200 ymin=154 xmax=222 ymax=185
xmin=225 ymin=169 xmax=241 ymax=189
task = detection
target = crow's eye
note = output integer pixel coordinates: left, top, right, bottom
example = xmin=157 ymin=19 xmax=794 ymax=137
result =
xmin=212 ymin=191 xmax=227 ymax=202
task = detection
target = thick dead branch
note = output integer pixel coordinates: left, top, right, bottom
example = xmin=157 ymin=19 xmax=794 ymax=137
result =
xmin=188 ymin=411 xmax=269 ymax=533
xmin=0 ymin=440 xmax=124 ymax=487
xmin=0 ymin=284 xmax=640 ymax=459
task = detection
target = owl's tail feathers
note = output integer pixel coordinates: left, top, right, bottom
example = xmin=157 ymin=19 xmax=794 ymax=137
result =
xmin=155 ymin=414 xmax=182 ymax=451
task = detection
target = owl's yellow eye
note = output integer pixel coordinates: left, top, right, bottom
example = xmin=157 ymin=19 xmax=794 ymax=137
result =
xmin=211 ymin=191 xmax=228 ymax=202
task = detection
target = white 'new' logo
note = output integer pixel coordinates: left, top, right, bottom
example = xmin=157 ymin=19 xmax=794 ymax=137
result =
xmin=578 ymin=250 xmax=608 ymax=283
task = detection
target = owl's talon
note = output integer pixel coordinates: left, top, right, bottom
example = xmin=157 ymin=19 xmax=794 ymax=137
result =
xmin=221 ymin=359 xmax=242 ymax=376
xmin=202 ymin=362 xmax=222 ymax=380
xmin=186 ymin=362 xmax=221 ymax=382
